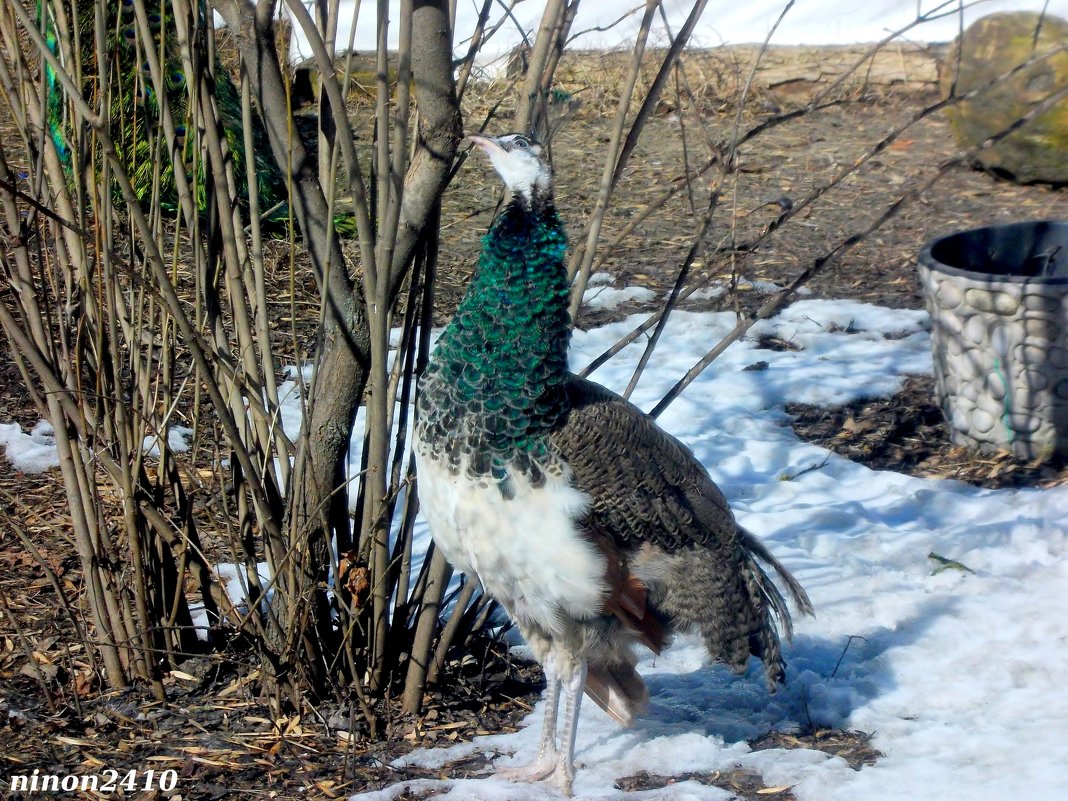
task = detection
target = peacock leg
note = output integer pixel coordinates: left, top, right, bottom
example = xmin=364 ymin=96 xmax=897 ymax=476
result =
xmin=495 ymin=659 xmax=561 ymax=783
xmin=550 ymin=658 xmax=586 ymax=797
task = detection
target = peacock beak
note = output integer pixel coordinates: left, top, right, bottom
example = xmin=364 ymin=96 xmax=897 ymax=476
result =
xmin=466 ymin=133 xmax=504 ymax=156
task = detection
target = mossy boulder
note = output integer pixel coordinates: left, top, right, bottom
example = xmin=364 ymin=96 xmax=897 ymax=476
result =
xmin=941 ymin=12 xmax=1068 ymax=184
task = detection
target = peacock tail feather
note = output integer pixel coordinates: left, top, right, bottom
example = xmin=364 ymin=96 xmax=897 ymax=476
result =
xmin=39 ymin=0 xmax=290 ymax=224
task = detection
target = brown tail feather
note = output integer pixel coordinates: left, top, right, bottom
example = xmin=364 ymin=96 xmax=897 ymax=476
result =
xmin=611 ymin=574 xmax=668 ymax=655
xmin=585 ymin=660 xmax=649 ymax=726
xmin=738 ymin=526 xmax=814 ymax=633
xmin=592 ymin=532 xmax=670 ymax=654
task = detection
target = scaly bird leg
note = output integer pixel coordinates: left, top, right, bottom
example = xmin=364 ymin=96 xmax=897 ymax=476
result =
xmin=496 ymin=660 xmax=561 ymax=783
xmin=551 ymin=659 xmax=587 ymax=797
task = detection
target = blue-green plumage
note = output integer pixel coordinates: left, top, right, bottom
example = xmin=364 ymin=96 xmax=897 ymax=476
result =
xmin=39 ymin=0 xmax=287 ymax=221
xmin=40 ymin=2 xmax=66 ymax=162
xmin=418 ymin=194 xmax=571 ymax=488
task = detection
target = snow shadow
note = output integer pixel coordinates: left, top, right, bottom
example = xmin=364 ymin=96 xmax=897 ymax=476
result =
xmin=637 ymin=597 xmax=957 ymax=745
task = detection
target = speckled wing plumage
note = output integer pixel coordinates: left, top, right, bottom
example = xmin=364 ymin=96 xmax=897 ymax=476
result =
xmin=550 ymin=376 xmax=813 ymax=687
xmin=553 ymin=378 xmax=735 ymax=551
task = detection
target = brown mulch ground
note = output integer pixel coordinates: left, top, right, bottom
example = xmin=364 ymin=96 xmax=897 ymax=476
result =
xmin=787 ymin=375 xmax=1068 ymax=489
xmin=0 ymin=622 xmax=543 ymax=800
xmin=3 ymin=40 xmax=1068 ymax=800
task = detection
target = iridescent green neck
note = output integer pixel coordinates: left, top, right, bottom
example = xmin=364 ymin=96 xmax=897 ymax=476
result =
xmin=419 ymin=194 xmax=570 ymax=481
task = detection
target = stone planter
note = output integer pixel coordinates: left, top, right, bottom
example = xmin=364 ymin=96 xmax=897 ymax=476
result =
xmin=918 ymin=220 xmax=1068 ymax=459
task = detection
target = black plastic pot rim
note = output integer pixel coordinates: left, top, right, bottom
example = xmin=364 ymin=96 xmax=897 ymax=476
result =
xmin=919 ymin=219 xmax=1068 ymax=286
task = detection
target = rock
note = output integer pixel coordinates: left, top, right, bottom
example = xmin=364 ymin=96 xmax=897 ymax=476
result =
xmin=972 ymin=407 xmax=997 ymax=434
xmin=935 ymin=278 xmax=963 ymax=309
xmin=938 ymin=308 xmax=965 ymax=337
xmin=961 ymin=313 xmax=988 ymax=346
xmin=941 ymin=12 xmax=1068 ymax=184
xmin=1014 ymin=343 xmax=1052 ymax=366
xmin=963 ymin=287 xmax=1021 ymax=315
xmin=959 ymin=380 xmax=980 ymax=404
xmin=1023 ymin=292 xmax=1061 ymax=313
xmin=1049 ymin=345 xmax=1068 ymax=369
xmin=1018 ymin=368 xmax=1050 ymax=392
xmin=950 ymin=402 xmax=973 ymax=433
xmin=1023 ymin=314 xmax=1061 ymax=341
xmin=1009 ymin=410 xmax=1042 ymax=434
xmin=986 ymin=371 xmax=1008 ymax=401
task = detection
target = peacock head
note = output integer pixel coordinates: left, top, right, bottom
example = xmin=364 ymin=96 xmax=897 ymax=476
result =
xmin=467 ymin=132 xmax=551 ymax=205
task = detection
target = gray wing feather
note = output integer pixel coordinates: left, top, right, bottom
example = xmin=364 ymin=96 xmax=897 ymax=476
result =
xmin=738 ymin=526 xmax=815 ymax=630
xmin=550 ymin=377 xmax=736 ymax=552
xmin=551 ymin=376 xmax=812 ymax=685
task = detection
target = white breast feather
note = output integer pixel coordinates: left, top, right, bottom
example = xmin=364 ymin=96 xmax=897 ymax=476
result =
xmin=415 ymin=447 xmax=607 ymax=632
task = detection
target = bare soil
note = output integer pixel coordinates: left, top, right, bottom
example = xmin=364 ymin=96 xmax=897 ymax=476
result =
xmin=3 ymin=44 xmax=1068 ymax=800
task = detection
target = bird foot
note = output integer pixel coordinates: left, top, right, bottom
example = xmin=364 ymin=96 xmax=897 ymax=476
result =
xmin=495 ymin=752 xmax=574 ymax=797
xmin=550 ymin=761 xmax=575 ymax=797
xmin=495 ymin=751 xmax=558 ymax=784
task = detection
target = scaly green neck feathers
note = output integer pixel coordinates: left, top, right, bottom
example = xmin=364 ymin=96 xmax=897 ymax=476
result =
xmin=419 ymin=195 xmax=570 ymax=484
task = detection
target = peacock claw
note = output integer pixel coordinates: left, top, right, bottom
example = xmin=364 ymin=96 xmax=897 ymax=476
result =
xmin=551 ymin=761 xmax=575 ymax=796
xmin=496 ymin=753 xmax=577 ymax=797
xmin=495 ymin=751 xmax=559 ymax=784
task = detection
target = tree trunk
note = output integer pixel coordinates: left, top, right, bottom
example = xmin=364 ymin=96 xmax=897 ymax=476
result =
xmin=214 ymin=0 xmax=371 ymax=692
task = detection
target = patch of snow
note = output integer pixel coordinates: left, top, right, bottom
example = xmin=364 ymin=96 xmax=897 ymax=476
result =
xmin=214 ymin=562 xmax=273 ymax=610
xmin=583 ymin=286 xmax=657 ymax=310
xmin=0 ymin=418 xmax=198 ymax=473
xmin=588 ymin=272 xmax=614 ymax=287
xmin=685 ymin=284 xmax=727 ymax=302
xmin=142 ymin=425 xmax=194 ymax=457
xmin=683 ymin=275 xmax=783 ymax=303
xmin=737 ymin=277 xmax=782 ymax=294
xmin=0 ymin=420 xmax=59 ymax=473
xmin=189 ymin=561 xmax=273 ymax=640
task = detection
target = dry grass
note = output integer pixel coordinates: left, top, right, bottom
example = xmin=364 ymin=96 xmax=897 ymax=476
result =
xmin=788 ymin=376 xmax=1068 ymax=489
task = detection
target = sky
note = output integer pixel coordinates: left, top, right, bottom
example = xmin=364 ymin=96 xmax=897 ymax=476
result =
xmin=288 ymin=0 xmax=1068 ymax=64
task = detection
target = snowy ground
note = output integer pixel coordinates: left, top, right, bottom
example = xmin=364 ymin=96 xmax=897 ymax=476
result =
xmin=0 ymin=420 xmax=193 ymax=472
xmin=3 ymin=299 xmax=1067 ymax=799
xmin=348 ymin=300 xmax=1068 ymax=801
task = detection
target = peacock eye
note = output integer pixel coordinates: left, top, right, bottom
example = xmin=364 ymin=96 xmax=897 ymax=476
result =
xmin=512 ymin=137 xmax=529 ymax=149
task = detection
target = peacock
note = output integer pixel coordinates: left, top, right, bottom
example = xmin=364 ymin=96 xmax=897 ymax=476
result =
xmin=414 ymin=132 xmax=813 ymax=796
xmin=40 ymin=0 xmax=288 ymax=221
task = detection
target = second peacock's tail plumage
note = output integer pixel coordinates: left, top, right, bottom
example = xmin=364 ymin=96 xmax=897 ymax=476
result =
xmin=39 ymin=0 xmax=288 ymax=223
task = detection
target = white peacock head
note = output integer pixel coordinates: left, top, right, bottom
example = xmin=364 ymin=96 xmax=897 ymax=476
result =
xmin=467 ymin=132 xmax=552 ymax=202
